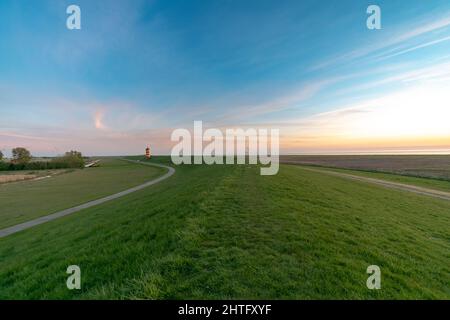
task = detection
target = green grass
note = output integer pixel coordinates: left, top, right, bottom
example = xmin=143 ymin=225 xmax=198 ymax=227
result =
xmin=0 ymin=169 xmax=63 ymax=176
xmin=281 ymin=155 xmax=450 ymax=180
xmin=0 ymin=157 xmax=449 ymax=299
xmin=0 ymin=158 xmax=164 ymax=229
xmin=293 ymin=164 xmax=450 ymax=193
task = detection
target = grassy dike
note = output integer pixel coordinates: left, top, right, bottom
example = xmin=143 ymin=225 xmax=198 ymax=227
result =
xmin=0 ymin=158 xmax=165 ymax=229
xmin=0 ymin=157 xmax=449 ymax=299
xmin=284 ymin=164 xmax=450 ymax=193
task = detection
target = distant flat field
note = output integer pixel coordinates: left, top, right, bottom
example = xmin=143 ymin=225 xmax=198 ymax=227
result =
xmin=281 ymin=155 xmax=450 ymax=180
xmin=0 ymin=159 xmax=164 ymax=229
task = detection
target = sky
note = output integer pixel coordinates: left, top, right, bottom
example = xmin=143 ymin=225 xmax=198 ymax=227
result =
xmin=1 ymin=0 xmax=450 ymax=156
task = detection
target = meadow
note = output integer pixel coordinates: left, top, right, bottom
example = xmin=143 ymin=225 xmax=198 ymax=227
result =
xmin=281 ymin=155 xmax=450 ymax=180
xmin=288 ymin=164 xmax=450 ymax=193
xmin=0 ymin=157 xmax=448 ymax=299
xmin=0 ymin=158 xmax=164 ymax=229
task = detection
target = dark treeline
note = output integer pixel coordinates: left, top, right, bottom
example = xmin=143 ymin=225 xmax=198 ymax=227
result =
xmin=0 ymin=160 xmax=82 ymax=171
xmin=0 ymin=149 xmax=85 ymax=171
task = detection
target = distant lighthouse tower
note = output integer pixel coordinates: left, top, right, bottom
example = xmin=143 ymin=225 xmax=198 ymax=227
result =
xmin=145 ymin=146 xmax=151 ymax=159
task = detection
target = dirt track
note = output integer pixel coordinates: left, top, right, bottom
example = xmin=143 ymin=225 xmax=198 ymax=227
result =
xmin=284 ymin=162 xmax=450 ymax=201
xmin=0 ymin=160 xmax=175 ymax=239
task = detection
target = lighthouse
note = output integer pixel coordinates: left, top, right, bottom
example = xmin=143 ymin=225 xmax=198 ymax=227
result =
xmin=145 ymin=146 xmax=151 ymax=159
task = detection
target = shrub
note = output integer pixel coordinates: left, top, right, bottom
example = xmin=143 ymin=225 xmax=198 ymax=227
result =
xmin=51 ymin=150 xmax=85 ymax=169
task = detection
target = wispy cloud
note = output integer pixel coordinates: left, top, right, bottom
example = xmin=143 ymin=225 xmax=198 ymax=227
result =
xmin=94 ymin=110 xmax=107 ymax=130
xmin=209 ymin=78 xmax=338 ymax=126
xmin=332 ymin=59 xmax=450 ymax=97
xmin=311 ymin=14 xmax=450 ymax=71
xmin=376 ymin=35 xmax=450 ymax=60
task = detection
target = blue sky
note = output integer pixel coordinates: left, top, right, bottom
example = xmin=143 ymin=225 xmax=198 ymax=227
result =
xmin=1 ymin=0 xmax=450 ymax=155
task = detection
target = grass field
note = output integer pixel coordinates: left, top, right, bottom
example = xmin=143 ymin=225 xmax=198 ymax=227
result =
xmin=281 ymin=155 xmax=450 ymax=180
xmin=285 ymin=164 xmax=450 ymax=193
xmin=0 ymin=158 xmax=164 ymax=229
xmin=0 ymin=157 xmax=449 ymax=299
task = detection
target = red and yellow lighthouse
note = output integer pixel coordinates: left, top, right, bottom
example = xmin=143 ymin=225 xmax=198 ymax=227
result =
xmin=145 ymin=146 xmax=151 ymax=159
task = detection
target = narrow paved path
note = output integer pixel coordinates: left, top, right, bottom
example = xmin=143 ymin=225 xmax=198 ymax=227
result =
xmin=0 ymin=160 xmax=175 ymax=239
xmin=284 ymin=162 xmax=450 ymax=201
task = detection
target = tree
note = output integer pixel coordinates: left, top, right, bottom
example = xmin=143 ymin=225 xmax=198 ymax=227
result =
xmin=52 ymin=150 xmax=85 ymax=168
xmin=0 ymin=150 xmax=3 ymax=161
xmin=65 ymin=150 xmax=83 ymax=158
xmin=12 ymin=147 xmax=31 ymax=164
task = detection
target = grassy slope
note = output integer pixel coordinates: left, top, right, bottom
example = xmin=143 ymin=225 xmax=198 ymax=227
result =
xmin=288 ymin=164 xmax=450 ymax=193
xmin=0 ymin=169 xmax=63 ymax=176
xmin=0 ymin=158 xmax=164 ymax=229
xmin=281 ymin=155 xmax=450 ymax=180
xmin=0 ymin=157 xmax=449 ymax=299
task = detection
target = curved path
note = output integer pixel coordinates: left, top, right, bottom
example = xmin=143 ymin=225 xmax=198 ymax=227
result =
xmin=0 ymin=160 xmax=175 ymax=239
xmin=284 ymin=163 xmax=450 ymax=201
